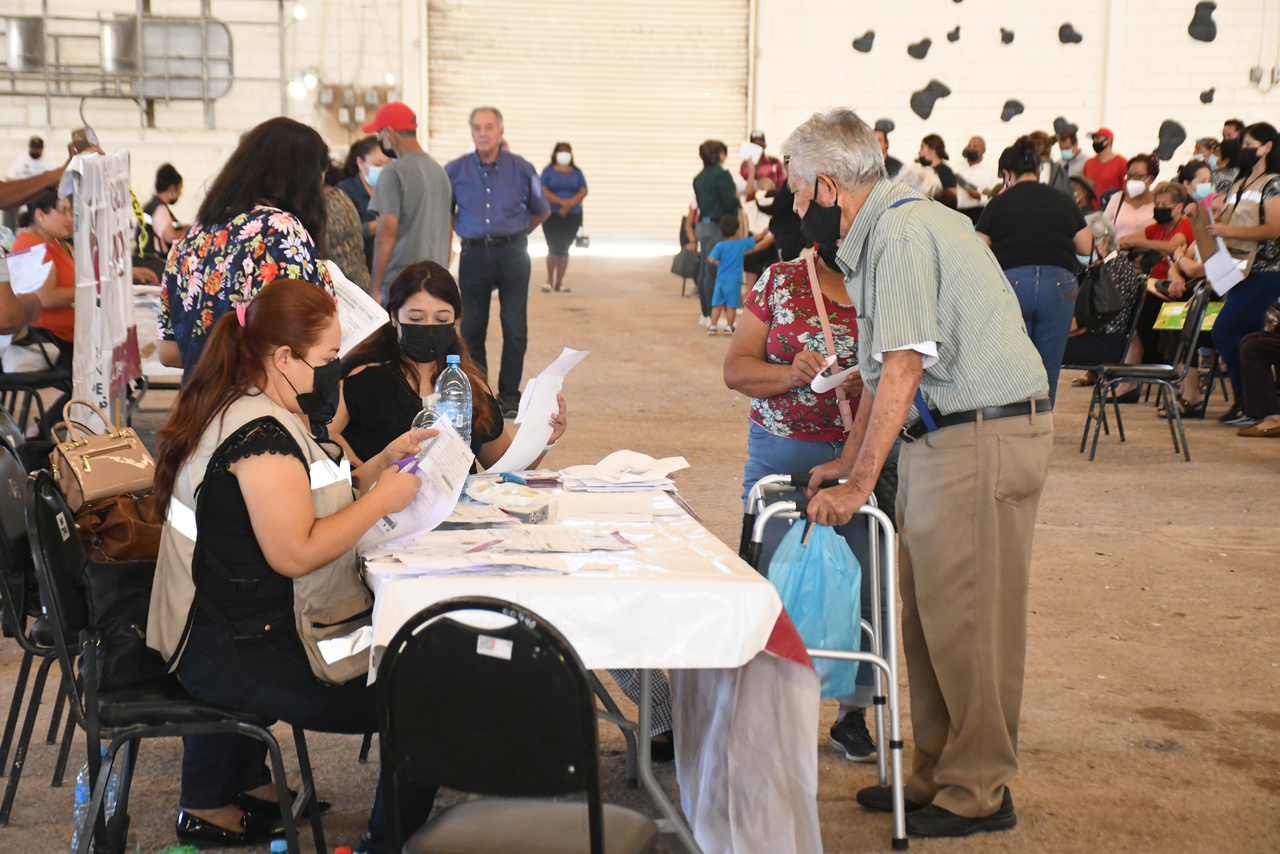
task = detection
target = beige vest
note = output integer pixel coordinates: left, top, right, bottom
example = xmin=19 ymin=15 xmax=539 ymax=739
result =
xmin=147 ymin=391 xmax=372 ymax=685
xmin=1221 ymin=172 xmax=1279 ymax=278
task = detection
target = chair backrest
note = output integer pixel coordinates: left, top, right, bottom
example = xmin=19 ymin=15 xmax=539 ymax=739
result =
xmin=0 ymin=441 xmax=41 ymax=644
xmin=25 ymin=470 xmax=91 ymax=724
xmin=0 ymin=406 xmax=24 ymax=452
xmin=1169 ymin=286 xmax=1212 ymax=372
xmin=377 ymin=596 xmax=604 ymax=854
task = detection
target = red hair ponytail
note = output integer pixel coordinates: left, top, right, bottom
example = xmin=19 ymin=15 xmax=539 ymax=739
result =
xmin=153 ymin=279 xmax=337 ymax=507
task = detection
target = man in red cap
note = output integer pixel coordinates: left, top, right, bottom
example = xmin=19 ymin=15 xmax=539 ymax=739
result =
xmin=362 ymin=102 xmax=452 ymax=302
xmin=1082 ymin=127 xmax=1126 ymax=197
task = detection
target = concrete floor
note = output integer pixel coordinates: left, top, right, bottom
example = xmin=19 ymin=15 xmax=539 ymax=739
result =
xmin=1 ymin=254 xmax=1278 ymax=853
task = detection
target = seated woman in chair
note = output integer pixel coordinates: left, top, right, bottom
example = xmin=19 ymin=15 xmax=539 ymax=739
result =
xmin=149 ymin=279 xmax=435 ymax=851
xmin=1063 ymin=213 xmax=1146 ymax=373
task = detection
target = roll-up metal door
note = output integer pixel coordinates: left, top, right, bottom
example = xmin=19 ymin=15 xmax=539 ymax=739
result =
xmin=427 ymin=0 xmax=749 ymax=241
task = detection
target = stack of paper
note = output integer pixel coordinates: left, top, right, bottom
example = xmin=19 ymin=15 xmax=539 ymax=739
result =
xmin=486 ymin=348 xmax=589 ymax=473
xmin=561 ymin=450 xmax=688 ymax=492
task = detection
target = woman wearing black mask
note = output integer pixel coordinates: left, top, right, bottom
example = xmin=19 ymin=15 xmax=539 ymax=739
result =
xmin=332 ymin=260 xmax=568 ymax=468
xmin=917 ymin=134 xmax=958 ymax=208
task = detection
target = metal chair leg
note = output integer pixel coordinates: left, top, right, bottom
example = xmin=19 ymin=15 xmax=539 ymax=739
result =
xmin=260 ymin=728 xmax=302 ymax=854
xmin=46 ymin=675 xmax=67 ymax=745
xmin=1079 ymin=381 xmax=1100 ymax=453
xmin=0 ymin=652 xmax=55 ymax=824
xmin=292 ymin=726 xmax=327 ymax=854
xmin=1169 ymin=382 xmax=1191 ymax=461
xmin=102 ymin=739 xmax=138 ymax=854
xmin=1090 ymin=382 xmax=1114 ymax=461
xmin=0 ymin=650 xmax=34 ymax=773
xmin=1159 ymin=383 xmax=1181 ymax=453
xmin=358 ymin=731 xmax=373 ymax=764
xmin=51 ymin=706 xmax=76 ymax=787
xmin=1111 ymin=384 xmax=1126 ymax=443
xmin=589 ymin=673 xmax=638 ymax=788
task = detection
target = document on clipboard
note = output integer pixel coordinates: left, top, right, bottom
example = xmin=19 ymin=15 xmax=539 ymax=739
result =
xmin=1189 ymin=204 xmax=1245 ymax=296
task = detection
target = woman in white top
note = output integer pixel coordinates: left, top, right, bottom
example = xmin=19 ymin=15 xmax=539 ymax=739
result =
xmin=1108 ymin=153 xmax=1158 ymax=239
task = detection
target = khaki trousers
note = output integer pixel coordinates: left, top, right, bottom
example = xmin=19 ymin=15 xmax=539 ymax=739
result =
xmin=895 ymin=409 xmax=1054 ymax=818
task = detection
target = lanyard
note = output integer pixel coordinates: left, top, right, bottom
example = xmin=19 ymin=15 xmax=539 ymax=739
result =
xmin=804 ymin=254 xmax=855 ymax=433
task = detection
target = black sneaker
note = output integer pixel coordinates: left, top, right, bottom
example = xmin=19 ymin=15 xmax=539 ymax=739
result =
xmin=829 ymin=710 xmax=877 ymax=763
xmin=1219 ymin=402 xmax=1244 ymax=423
xmin=906 ymin=786 xmax=1017 ymax=838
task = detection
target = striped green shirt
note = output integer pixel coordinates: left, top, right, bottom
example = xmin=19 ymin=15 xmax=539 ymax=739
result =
xmin=835 ymin=180 xmax=1048 ymax=419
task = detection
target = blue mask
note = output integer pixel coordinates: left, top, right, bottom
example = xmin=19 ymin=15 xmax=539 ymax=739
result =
xmin=1206 ymin=155 xmax=1219 ymax=171
xmin=1076 ymin=253 xmax=1093 ymax=267
xmin=1061 ymin=148 xmax=1077 ymax=161
xmin=366 ymin=165 xmax=383 ymax=186
xmin=1193 ymin=182 xmax=1214 ymax=200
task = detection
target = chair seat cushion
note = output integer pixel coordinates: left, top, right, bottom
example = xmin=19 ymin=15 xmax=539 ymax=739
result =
xmin=404 ymin=799 xmax=659 ymax=854
xmin=98 ymin=676 xmax=275 ymax=729
xmin=0 ymin=369 xmax=72 ymax=388
xmin=1099 ymin=364 xmax=1177 ymax=380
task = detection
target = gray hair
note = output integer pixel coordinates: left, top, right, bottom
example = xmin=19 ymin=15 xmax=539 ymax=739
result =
xmin=469 ymin=106 xmax=504 ymax=128
xmin=1085 ymin=212 xmax=1117 ymax=255
xmin=782 ymin=108 xmax=887 ymax=191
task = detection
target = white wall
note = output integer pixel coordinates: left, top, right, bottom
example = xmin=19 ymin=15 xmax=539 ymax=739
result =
xmin=753 ymin=0 xmax=1280 ymax=180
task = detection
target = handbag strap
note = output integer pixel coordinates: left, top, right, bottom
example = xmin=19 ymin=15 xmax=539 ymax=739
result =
xmin=61 ymin=399 xmax=119 ymax=443
xmin=804 ymin=254 xmax=855 ymax=433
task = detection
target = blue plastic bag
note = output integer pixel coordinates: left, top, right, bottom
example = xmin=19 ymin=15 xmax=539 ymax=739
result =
xmin=767 ymin=521 xmax=861 ymax=699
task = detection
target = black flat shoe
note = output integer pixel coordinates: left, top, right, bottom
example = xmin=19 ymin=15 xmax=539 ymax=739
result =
xmin=855 ymin=785 xmax=927 ymax=813
xmin=175 ymin=809 xmax=280 ymax=846
xmin=650 ymin=730 xmax=676 ymax=763
xmin=906 ymin=786 xmax=1016 ymax=838
xmin=235 ymin=789 xmax=332 ymax=820
xmin=1112 ymin=388 xmax=1141 ymax=404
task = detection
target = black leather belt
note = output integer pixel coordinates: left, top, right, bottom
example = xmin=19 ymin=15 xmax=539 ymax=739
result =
xmin=461 ymin=232 xmax=525 ymax=249
xmin=902 ymin=398 xmax=1051 ymax=441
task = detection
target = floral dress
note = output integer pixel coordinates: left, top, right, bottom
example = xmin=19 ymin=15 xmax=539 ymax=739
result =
xmin=158 ymin=205 xmax=332 ymax=378
xmin=744 ymin=259 xmax=859 ymax=441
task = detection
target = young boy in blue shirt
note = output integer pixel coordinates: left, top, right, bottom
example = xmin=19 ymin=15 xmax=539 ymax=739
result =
xmin=707 ymin=215 xmax=766 ymax=335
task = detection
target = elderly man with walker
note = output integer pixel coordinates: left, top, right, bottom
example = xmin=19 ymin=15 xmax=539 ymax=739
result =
xmin=785 ymin=109 xmax=1055 ymax=839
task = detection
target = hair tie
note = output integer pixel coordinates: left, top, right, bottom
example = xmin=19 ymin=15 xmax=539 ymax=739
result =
xmin=235 ymin=302 xmax=248 ymax=327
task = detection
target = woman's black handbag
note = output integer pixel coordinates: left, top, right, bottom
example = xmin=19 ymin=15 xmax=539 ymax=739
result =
xmin=82 ymin=559 xmax=167 ymax=690
xmin=1075 ymin=253 xmax=1125 ymax=331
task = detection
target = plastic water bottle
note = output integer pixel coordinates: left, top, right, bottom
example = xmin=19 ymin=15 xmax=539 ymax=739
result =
xmin=70 ymin=748 xmax=121 ymax=853
xmin=434 ymin=355 xmax=472 ymax=447
xmin=411 ymin=394 xmax=441 ymax=431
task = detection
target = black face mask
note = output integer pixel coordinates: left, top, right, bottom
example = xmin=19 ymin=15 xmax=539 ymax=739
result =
xmin=917 ymin=156 xmax=931 ymax=167
xmin=400 ymin=323 xmax=455 ymax=364
xmin=962 ymin=148 xmax=979 ymax=163
xmin=1092 ymin=139 xmax=1108 ymax=153
xmin=1237 ymin=146 xmax=1261 ymax=174
xmin=1153 ymin=208 xmax=1174 ymax=225
xmin=286 ymin=356 xmax=343 ymax=415
xmin=801 ymin=178 xmax=843 ymax=264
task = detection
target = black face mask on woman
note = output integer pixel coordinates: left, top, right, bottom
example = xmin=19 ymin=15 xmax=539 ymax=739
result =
xmin=288 ymin=357 xmax=343 ymax=415
xmin=400 ymin=323 xmax=455 ymax=364
xmin=1236 ymin=146 xmax=1261 ymax=174
xmin=801 ymin=178 xmax=843 ymax=268
xmin=1153 ymin=207 xmax=1174 ymax=225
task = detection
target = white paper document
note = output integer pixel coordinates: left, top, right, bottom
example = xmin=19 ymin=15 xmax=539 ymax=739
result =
xmin=1204 ymin=245 xmax=1245 ymax=296
xmin=358 ymin=417 xmax=475 ymax=551
xmin=558 ymin=491 xmax=657 ymax=523
xmin=486 ymin=347 xmax=589 ymax=474
xmin=328 ymin=261 xmax=389 ymax=358
xmin=5 ymin=244 xmax=52 ymax=295
xmin=317 ymin=624 xmax=373 ymax=664
xmin=561 ymin=451 xmax=689 ymax=490
xmin=810 ymin=354 xmax=858 ymax=394
xmin=739 ymin=141 xmax=763 ymax=164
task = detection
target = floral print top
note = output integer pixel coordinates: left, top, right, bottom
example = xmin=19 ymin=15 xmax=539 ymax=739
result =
xmin=745 ymin=259 xmax=859 ymax=441
xmin=158 ymin=205 xmax=332 ymax=379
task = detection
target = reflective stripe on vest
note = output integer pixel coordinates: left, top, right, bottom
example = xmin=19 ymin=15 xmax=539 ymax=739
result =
xmin=168 ymin=498 xmax=198 ymax=541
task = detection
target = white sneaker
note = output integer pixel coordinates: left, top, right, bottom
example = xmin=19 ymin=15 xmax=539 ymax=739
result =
xmin=699 ymin=315 xmax=710 ymax=327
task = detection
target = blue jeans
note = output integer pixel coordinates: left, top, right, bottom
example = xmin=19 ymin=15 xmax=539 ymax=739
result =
xmin=1005 ymin=265 xmax=1078 ymax=407
xmin=459 ymin=237 xmax=532 ymax=406
xmin=741 ymin=422 xmax=895 ymax=706
xmin=177 ymin=608 xmax=435 ymax=851
xmin=695 ymin=221 xmax=725 ymax=317
xmin=1210 ymin=270 xmax=1280 ymax=401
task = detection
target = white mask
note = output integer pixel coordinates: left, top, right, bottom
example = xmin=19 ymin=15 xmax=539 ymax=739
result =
xmin=555 ymin=151 xmax=572 ymax=166
xmin=1125 ymin=179 xmax=1148 ymax=198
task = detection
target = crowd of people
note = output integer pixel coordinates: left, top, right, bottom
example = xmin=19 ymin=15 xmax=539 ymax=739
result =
xmin=695 ymin=115 xmax=1280 ymax=439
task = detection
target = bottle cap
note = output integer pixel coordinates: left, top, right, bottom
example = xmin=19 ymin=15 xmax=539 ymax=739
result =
xmin=334 ymin=848 xmax=353 ymax=854
xmin=421 ymin=393 xmax=437 ymax=407
xmin=270 ymin=841 xmax=289 ymax=853
xmin=446 ymin=354 xmax=461 ymax=364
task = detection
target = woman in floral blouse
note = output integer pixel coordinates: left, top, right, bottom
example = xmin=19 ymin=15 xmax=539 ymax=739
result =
xmin=158 ymin=117 xmax=333 ymax=382
xmin=724 ymin=253 xmax=885 ymax=765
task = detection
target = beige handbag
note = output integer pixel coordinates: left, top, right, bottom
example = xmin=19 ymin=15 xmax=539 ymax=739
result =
xmin=50 ymin=399 xmax=155 ymax=512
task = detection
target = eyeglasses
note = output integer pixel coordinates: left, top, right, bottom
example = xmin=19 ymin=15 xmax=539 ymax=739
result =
xmin=1125 ymin=173 xmax=1149 ymax=181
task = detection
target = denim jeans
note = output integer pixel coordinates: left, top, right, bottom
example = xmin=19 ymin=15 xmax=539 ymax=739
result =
xmin=177 ymin=608 xmax=435 ymax=851
xmin=1005 ymin=265 xmax=1078 ymax=407
xmin=458 ymin=238 xmax=532 ymax=406
xmin=741 ymin=422 xmax=896 ymax=706
xmin=1210 ymin=270 xmax=1280 ymax=401
xmin=695 ymin=221 xmax=725 ymax=318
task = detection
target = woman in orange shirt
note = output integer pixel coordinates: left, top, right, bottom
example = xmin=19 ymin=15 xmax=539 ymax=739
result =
xmin=12 ymin=187 xmax=76 ymax=363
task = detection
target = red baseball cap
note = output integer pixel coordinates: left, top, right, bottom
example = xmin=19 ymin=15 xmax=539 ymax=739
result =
xmin=362 ymin=102 xmax=417 ymax=133
xmin=1090 ymin=127 xmax=1114 ymax=142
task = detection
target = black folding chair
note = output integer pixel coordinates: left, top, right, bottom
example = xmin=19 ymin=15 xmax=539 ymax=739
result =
xmin=378 ymin=596 xmax=659 ymax=854
xmin=1084 ymin=286 xmax=1211 ymax=462
xmin=0 ymin=439 xmax=77 ymax=827
xmin=25 ymin=471 xmax=325 ymax=854
xmin=0 ymin=360 xmax=71 ymax=442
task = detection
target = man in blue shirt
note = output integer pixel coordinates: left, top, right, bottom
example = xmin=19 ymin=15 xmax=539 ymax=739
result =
xmin=445 ymin=106 xmax=551 ymax=416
